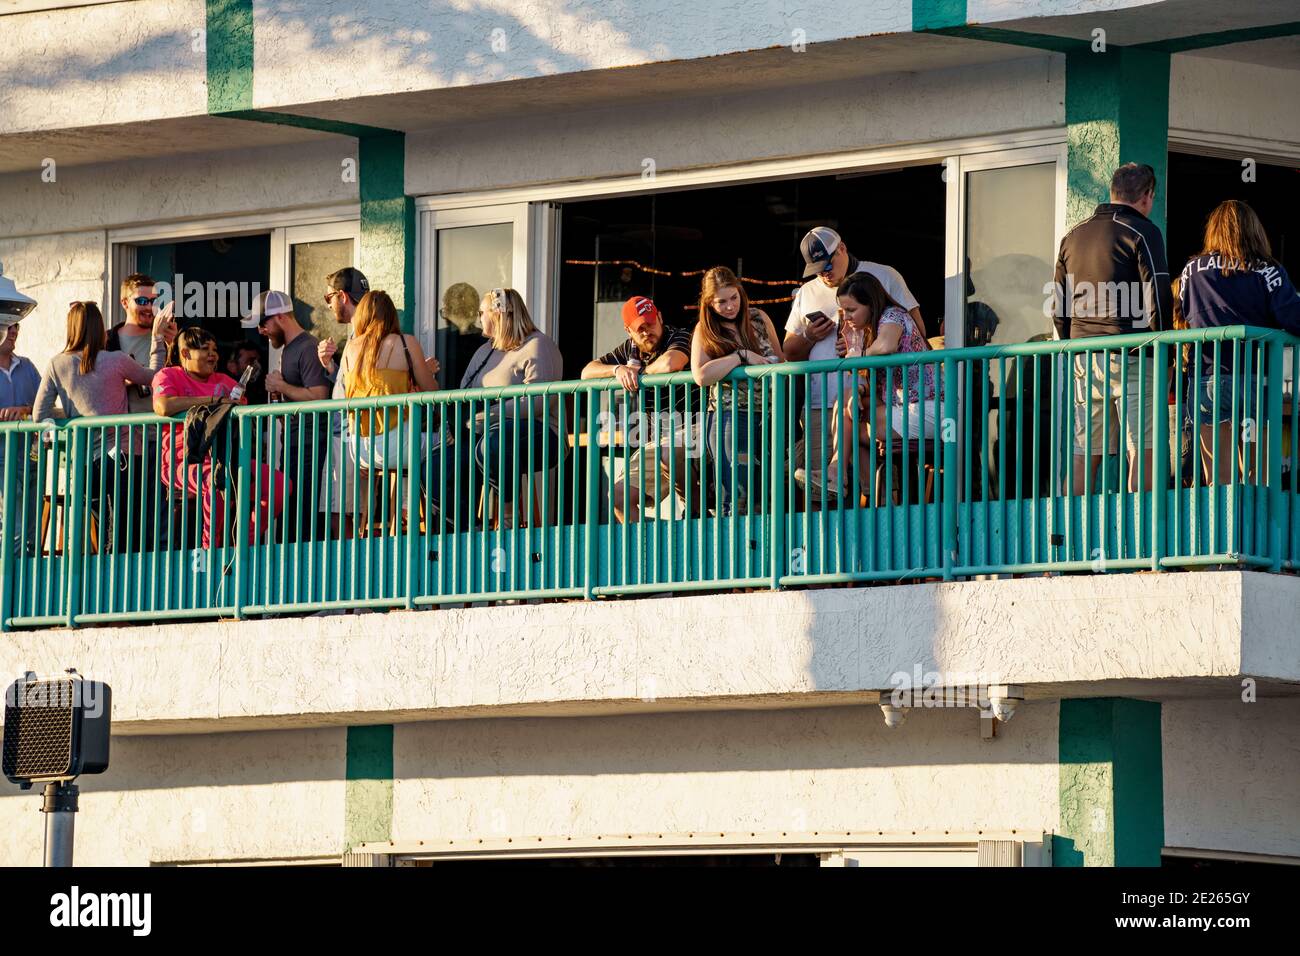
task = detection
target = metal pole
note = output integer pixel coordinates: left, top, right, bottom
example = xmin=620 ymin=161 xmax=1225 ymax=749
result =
xmin=42 ymin=781 xmax=78 ymax=867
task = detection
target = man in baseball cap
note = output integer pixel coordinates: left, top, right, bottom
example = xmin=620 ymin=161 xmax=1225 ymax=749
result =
xmin=326 ymin=266 xmax=369 ymax=302
xmin=583 ymin=296 xmax=691 ymax=393
xmin=252 ymin=289 xmax=330 ymax=542
xmin=799 ymin=226 xmax=843 ymax=280
xmin=581 ymin=295 xmax=693 ymax=522
xmin=318 ymin=267 xmax=368 ymax=535
xmin=242 ymin=288 xmax=294 ymax=329
xmin=784 ymin=227 xmax=923 ymax=497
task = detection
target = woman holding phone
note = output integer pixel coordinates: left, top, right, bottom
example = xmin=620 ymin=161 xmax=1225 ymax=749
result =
xmin=690 ymin=266 xmax=784 ymax=516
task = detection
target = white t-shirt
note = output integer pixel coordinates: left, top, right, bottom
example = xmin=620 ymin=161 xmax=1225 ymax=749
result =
xmin=785 ymin=261 xmax=919 ymax=408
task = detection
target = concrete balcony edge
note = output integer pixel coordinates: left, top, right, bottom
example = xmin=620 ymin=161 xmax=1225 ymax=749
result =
xmin=0 ymin=571 xmax=1295 ymax=734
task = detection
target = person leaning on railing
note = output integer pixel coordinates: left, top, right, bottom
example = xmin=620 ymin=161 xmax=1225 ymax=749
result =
xmin=691 ymin=266 xmax=783 ymax=517
xmin=338 ymin=290 xmax=438 ymax=536
xmin=31 ymin=302 xmax=170 ymax=548
xmin=422 ymin=288 xmax=563 ymax=530
xmin=835 ymin=272 xmax=941 ymax=461
xmin=580 ymin=295 xmax=692 ymax=523
xmin=152 ymin=326 xmax=287 ymax=548
xmin=782 ymin=226 xmax=923 ymax=501
xmin=1178 ymin=199 xmax=1300 ymax=485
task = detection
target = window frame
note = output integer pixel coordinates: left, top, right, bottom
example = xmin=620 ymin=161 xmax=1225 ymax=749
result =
xmin=414 ymin=129 xmax=1067 ymax=356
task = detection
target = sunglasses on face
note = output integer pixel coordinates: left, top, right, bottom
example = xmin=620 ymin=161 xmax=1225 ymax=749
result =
xmin=132 ymin=296 xmax=157 ymax=306
xmin=324 ymin=291 xmax=343 ymax=304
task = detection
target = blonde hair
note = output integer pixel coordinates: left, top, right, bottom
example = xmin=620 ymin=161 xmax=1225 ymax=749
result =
xmin=482 ymin=288 xmax=535 ymax=352
xmin=119 ymin=272 xmax=154 ymax=302
xmin=352 ymin=290 xmax=401 ymax=393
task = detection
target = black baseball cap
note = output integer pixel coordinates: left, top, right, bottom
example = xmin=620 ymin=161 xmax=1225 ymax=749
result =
xmin=327 ymin=267 xmax=370 ymax=300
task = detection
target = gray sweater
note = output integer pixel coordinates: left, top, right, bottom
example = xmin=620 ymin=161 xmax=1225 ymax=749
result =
xmin=33 ymin=338 xmax=166 ymax=454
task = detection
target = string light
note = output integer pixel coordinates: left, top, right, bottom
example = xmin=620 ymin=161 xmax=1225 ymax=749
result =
xmin=678 ymin=269 xmax=799 ymax=286
xmin=679 ymin=295 xmax=793 ymax=310
xmin=565 ymin=259 xmax=800 ymax=286
xmin=564 ymin=258 xmax=673 ymax=277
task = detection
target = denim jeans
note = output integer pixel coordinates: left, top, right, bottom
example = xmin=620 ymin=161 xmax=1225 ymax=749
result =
xmin=706 ymin=409 xmax=758 ymax=517
xmin=475 ymin=418 xmax=563 ymax=495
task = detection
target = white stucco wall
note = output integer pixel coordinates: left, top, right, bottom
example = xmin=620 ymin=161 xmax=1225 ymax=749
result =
xmin=0 ymin=0 xmax=207 ymax=136
xmin=251 ymin=0 xmax=914 ymax=110
xmin=0 ymin=137 xmax=357 ymax=240
xmin=391 ymin=703 xmax=1060 ymax=844
xmin=0 ymin=726 xmax=347 ymax=865
xmin=0 ymin=679 xmax=1292 ymax=864
xmin=1162 ymin=697 xmax=1300 ymax=859
xmin=1 ymin=572 xmax=1291 ymax=735
xmin=0 ymin=230 xmax=105 ymax=374
xmin=0 ymin=136 xmax=357 ymax=372
xmin=1169 ymin=55 xmax=1300 ymax=151
xmin=405 ymin=55 xmax=1064 ymax=197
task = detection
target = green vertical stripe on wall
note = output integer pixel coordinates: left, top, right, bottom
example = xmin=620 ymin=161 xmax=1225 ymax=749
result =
xmin=1056 ymin=698 xmax=1164 ymax=867
xmin=1065 ymin=47 xmax=1171 ymax=231
xmin=202 ymin=3 xmax=414 ymax=332
xmin=359 ymin=133 xmax=417 ymax=333
xmin=912 ymin=0 xmax=967 ymax=31
xmin=345 ymin=724 xmax=394 ymax=851
xmin=206 ymin=0 xmax=254 ymax=114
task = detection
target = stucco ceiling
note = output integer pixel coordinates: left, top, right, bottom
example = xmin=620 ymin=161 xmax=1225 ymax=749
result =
xmin=991 ymin=0 xmax=1299 ymax=58
xmin=0 ymin=115 xmax=344 ymax=176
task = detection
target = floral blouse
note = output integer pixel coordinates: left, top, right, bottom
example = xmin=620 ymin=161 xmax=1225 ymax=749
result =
xmin=878 ymin=306 xmax=939 ymax=406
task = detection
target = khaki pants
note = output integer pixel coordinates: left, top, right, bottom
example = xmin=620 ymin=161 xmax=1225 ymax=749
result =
xmin=1071 ymin=352 xmax=1154 ymax=455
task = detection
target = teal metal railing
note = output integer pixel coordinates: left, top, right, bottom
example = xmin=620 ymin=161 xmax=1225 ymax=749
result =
xmin=1 ymin=327 xmax=1295 ymax=629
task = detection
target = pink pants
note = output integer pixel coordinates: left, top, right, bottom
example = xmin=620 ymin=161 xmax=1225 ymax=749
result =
xmin=166 ymin=462 xmax=288 ymax=548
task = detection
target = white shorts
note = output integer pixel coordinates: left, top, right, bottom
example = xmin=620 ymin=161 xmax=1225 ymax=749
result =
xmin=318 ymin=425 xmax=357 ymax=514
xmin=888 ymin=401 xmax=938 ymax=440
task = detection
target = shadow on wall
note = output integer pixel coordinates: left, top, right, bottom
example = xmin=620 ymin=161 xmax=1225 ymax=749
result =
xmin=0 ymin=726 xmax=348 ymax=799
xmin=0 ymin=0 xmax=859 ymax=105
xmin=0 ymin=2 xmax=649 ymax=101
xmin=394 ymin=700 xmax=1057 ymax=779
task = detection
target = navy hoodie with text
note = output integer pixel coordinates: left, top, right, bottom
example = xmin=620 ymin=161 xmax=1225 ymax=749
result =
xmin=1179 ymin=254 xmax=1300 ymax=372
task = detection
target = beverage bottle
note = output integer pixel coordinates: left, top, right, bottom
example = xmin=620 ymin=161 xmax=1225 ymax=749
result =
xmin=229 ymin=360 xmax=261 ymax=402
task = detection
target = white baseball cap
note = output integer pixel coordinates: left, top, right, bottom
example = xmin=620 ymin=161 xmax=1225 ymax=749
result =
xmin=243 ymin=289 xmax=293 ymax=329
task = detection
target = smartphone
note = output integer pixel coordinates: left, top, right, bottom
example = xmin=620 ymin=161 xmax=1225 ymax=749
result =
xmin=804 ymin=310 xmax=831 ymax=324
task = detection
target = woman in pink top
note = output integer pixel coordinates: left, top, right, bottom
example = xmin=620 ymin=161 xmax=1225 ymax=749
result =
xmin=152 ymin=327 xmax=286 ymax=547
